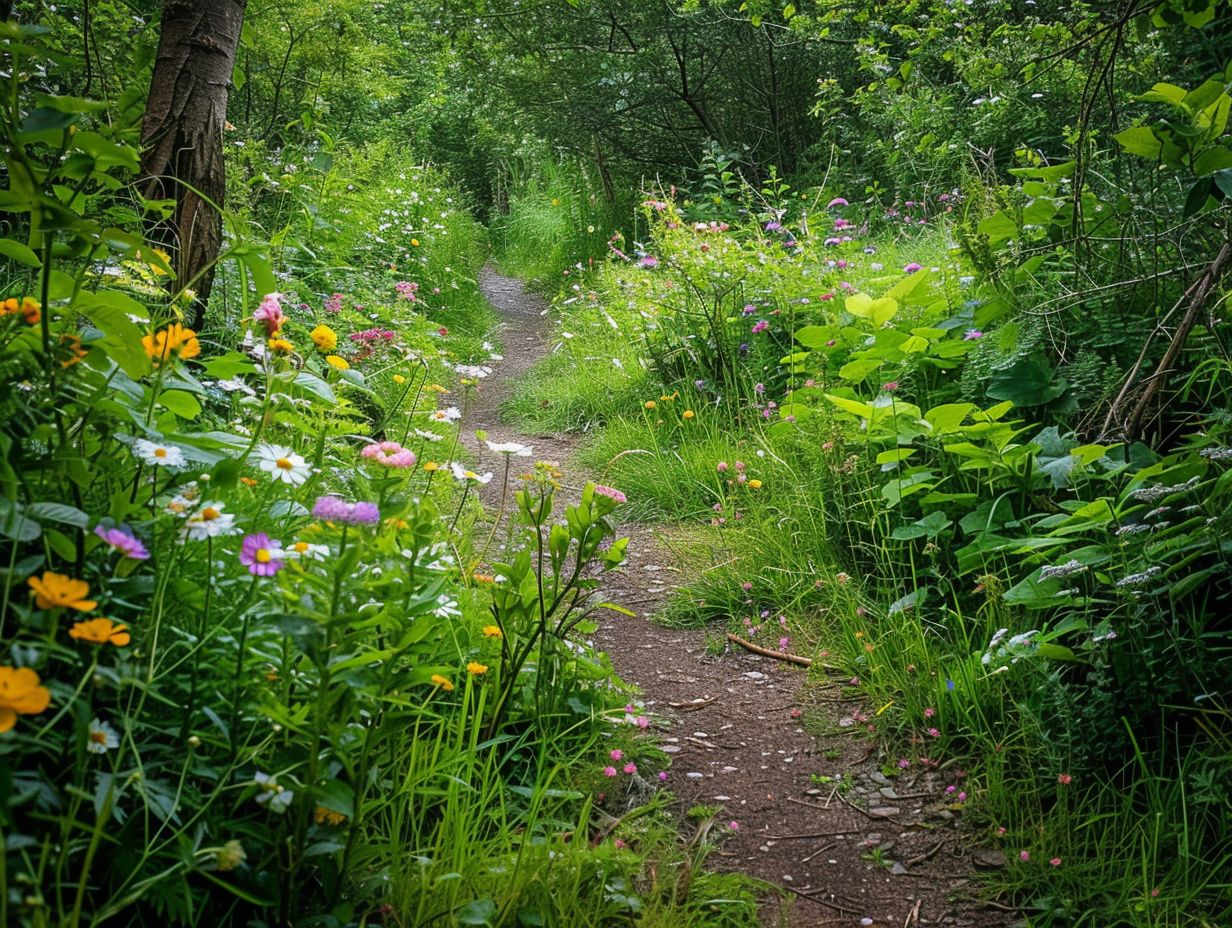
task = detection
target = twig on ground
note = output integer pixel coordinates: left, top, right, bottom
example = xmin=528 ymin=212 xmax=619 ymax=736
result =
xmin=903 ymin=898 xmax=923 ymax=927
xmin=906 ymin=840 xmax=946 ymax=867
xmin=726 ymin=633 xmax=815 ymax=667
xmin=802 ymin=841 xmax=838 ymax=863
xmin=768 ymin=829 xmax=861 ymax=840
xmin=668 ymin=695 xmax=719 ymax=711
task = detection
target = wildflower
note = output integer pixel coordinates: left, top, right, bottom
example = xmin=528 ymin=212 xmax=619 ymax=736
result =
xmin=898 ymin=758 xmax=910 ymax=769
xmin=324 ymin=293 xmax=344 ymax=314
xmin=637 ymin=255 xmax=659 ymax=268
xmin=0 ymin=667 xmax=51 ymax=732
xmin=623 ymin=763 xmax=637 ymax=774
xmin=253 ymin=294 xmax=286 ymax=335
xmin=87 ymin=717 xmax=120 ymax=754
xmin=682 ymin=410 xmax=695 ymax=420
xmin=603 ymin=766 xmax=617 ymax=777
xmin=2 ymin=296 xmax=40 ymax=324
xmin=957 ymin=791 xmax=967 ymax=801
xmin=239 ymin=533 xmax=285 ymax=577
xmin=924 ymin=707 xmax=936 ymax=718
xmin=94 ymin=525 xmax=150 ymax=561
xmin=325 ymin=354 xmax=350 ymax=370
xmin=1018 ymin=850 xmax=1030 ymax=862
xmin=449 ymin=462 xmax=493 ymax=485
xmin=393 ymin=373 xmax=406 ymax=384
xmin=361 ymin=441 xmax=417 ymax=469
xmin=927 ymin=727 xmax=940 ymax=738
xmin=728 ymin=820 xmax=740 ymax=831
xmin=286 ymin=541 xmax=329 ymax=560
xmin=215 ymin=840 xmax=247 ymax=871
xmin=315 ymin=806 xmax=346 ymax=826
xmin=644 ymin=400 xmax=656 ymax=410
xmin=593 ymin=485 xmax=627 ymax=503
xmin=903 ymin=262 xmax=923 ymax=274
xmin=142 ymin=323 xmax=201 ymax=367
xmin=828 ymin=197 xmax=849 ymax=208
xmin=311 ymin=496 xmax=381 ymax=525
xmin=255 ymin=444 xmax=310 ymax=486
xmin=184 ymin=502 xmax=238 ymax=540
xmin=1039 ymin=559 xmax=1087 ymax=581
xmin=69 ymin=618 xmax=131 ymax=647
xmin=431 ymin=674 xmax=455 ymax=692
xmin=717 ymin=461 xmax=729 ymax=472
xmin=28 ymin=572 xmax=96 ymax=611
xmin=467 ymin=661 xmax=488 ymax=676
xmin=430 ymin=406 xmax=462 ymax=423
xmin=267 ymin=337 xmax=295 ymax=355
xmin=747 ymin=479 xmax=763 ymax=490
xmin=610 ymin=749 xmax=623 ymax=761
xmin=485 ymin=440 xmax=533 ymax=456
xmin=59 ymin=333 xmax=89 ymax=368
xmin=751 ymin=320 xmax=769 ymax=334
xmin=1057 ymin=773 xmax=1072 ymax=785
xmin=253 ymin=772 xmax=294 ymax=812
xmin=482 ymin=625 xmax=503 ymax=639
xmin=394 ymin=280 xmax=419 ymax=301
xmin=1049 ymin=857 xmax=1062 ymax=867
xmin=963 ymin=329 xmax=984 ymax=341
xmin=133 ymin=438 xmax=187 ymax=468
xmin=658 ymin=771 xmax=668 ymax=782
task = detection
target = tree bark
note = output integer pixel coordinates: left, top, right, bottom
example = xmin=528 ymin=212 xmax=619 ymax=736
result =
xmin=139 ymin=0 xmax=246 ymax=328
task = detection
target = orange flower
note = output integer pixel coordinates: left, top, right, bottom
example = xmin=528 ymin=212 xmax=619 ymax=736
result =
xmin=0 ymin=666 xmax=51 ymax=733
xmin=28 ymin=572 xmax=96 ymax=611
xmin=430 ymin=674 xmax=455 ymax=692
xmin=142 ymin=323 xmax=200 ymax=367
xmin=69 ymin=618 xmax=131 ymax=647
xmin=314 ymin=806 xmax=346 ymax=825
xmin=481 ymin=625 xmax=503 ymax=639
xmin=59 ymin=334 xmax=89 ymax=368
xmin=467 ymin=661 xmax=488 ymax=676
xmin=20 ymin=297 xmax=40 ymax=325
xmin=267 ymin=337 xmax=294 ymax=355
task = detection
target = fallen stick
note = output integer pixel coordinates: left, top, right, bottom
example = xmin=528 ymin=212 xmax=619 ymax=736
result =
xmin=767 ymin=829 xmax=861 ymax=840
xmin=668 ymin=695 xmax=719 ymax=711
xmin=802 ymin=841 xmax=838 ymax=864
xmin=904 ymin=898 xmax=923 ymax=928
xmin=725 ymin=633 xmax=812 ymax=667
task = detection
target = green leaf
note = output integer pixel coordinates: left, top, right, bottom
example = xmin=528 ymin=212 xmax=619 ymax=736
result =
xmin=1114 ymin=126 xmax=1163 ymax=160
xmin=838 ymin=358 xmax=882 ymax=382
xmin=73 ymin=291 xmax=152 ymax=379
xmin=924 ymin=403 xmax=976 ymax=433
xmin=824 ymin=393 xmax=874 ymax=419
xmin=27 ymin=502 xmax=90 ymax=528
xmin=0 ymin=238 xmax=40 ymax=267
xmin=158 ymin=390 xmax=202 ymax=419
xmin=202 ymin=352 xmax=257 ymax=380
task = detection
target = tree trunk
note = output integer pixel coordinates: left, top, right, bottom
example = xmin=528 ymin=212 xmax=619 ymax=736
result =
xmin=139 ymin=0 xmax=246 ymax=328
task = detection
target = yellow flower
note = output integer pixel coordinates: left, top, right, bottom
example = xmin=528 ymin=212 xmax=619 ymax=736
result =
xmin=431 ymin=673 xmax=455 ymax=691
xmin=482 ymin=625 xmax=503 ymax=639
xmin=644 ymin=400 xmax=656 ymax=410
xmin=314 ymin=806 xmax=346 ymax=826
xmin=0 ymin=666 xmax=52 ymax=733
xmin=393 ymin=374 xmax=406 ymax=384
xmin=267 ymin=337 xmax=294 ymax=355
xmin=325 ymin=355 xmax=349 ymax=370
xmin=682 ymin=410 xmax=695 ymax=420
xmin=411 ymin=238 xmax=420 ymax=247
xmin=551 ymin=198 xmax=561 ymax=206
xmin=426 ymin=383 xmax=450 ymax=394
xmin=423 ymin=461 xmax=439 ymax=472
xmin=28 ymin=572 xmax=96 ymax=611
xmin=69 ymin=617 xmax=130 ymax=647
xmin=748 ymin=479 xmax=763 ymax=489
xmin=310 ymin=324 xmax=337 ymax=351
xmin=467 ymin=661 xmax=488 ymax=676
xmin=142 ymin=323 xmax=200 ymax=367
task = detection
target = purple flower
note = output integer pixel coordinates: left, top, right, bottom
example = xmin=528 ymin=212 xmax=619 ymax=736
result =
xmin=751 ymin=320 xmax=769 ymax=335
xmin=240 ymin=532 xmax=284 ymax=577
xmin=964 ymin=329 xmax=984 ymax=341
xmin=738 ymin=342 xmax=749 ymax=357
xmin=903 ymin=262 xmax=923 ymax=274
xmin=824 ymin=237 xmax=841 ymax=246
xmin=94 ymin=525 xmax=150 ymax=561
xmin=312 ymin=495 xmax=380 ymax=525
xmin=742 ymin=304 xmax=757 ymax=316
xmin=637 ymin=255 xmax=659 ymax=268
xmin=827 ymin=197 xmax=849 ymax=208
xmin=754 ymin=382 xmax=765 ymax=395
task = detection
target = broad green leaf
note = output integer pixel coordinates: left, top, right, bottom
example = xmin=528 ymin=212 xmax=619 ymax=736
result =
xmin=824 ymin=393 xmax=873 ymax=419
xmin=793 ymin=325 xmax=832 ymax=348
xmin=0 ymin=238 xmax=40 ymax=266
xmin=924 ymin=403 xmax=975 ymax=433
xmin=74 ymin=291 xmax=152 ymax=378
xmin=838 ymin=358 xmax=882 ymax=382
xmin=1114 ymin=126 xmax=1163 ymax=160
xmin=158 ymin=389 xmax=202 ymax=419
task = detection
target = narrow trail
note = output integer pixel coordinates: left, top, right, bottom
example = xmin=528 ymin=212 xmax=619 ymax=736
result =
xmin=466 ymin=267 xmax=1006 ymax=928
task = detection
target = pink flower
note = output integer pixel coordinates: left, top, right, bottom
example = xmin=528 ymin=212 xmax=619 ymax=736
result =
xmin=996 ymin=826 xmax=1006 ymax=836
xmin=1049 ymin=858 xmax=1062 ymax=867
xmin=897 ymin=758 xmax=910 ymax=769
xmin=827 ymin=197 xmax=849 ymax=208
xmin=1019 ymin=850 xmax=1030 ymax=862
xmin=658 ymin=771 xmax=668 ymax=782
xmin=593 ymin=485 xmax=627 ymax=503
xmin=728 ymin=820 xmax=740 ymax=830
xmin=741 ymin=581 xmax=753 ymax=591
xmin=778 ymin=636 xmax=790 ymax=650
xmin=610 ymin=749 xmax=623 ymax=761
xmin=964 ymin=329 xmax=984 ymax=341
xmin=957 ymin=791 xmax=967 ymax=801
xmin=603 ymin=766 xmax=617 ymax=777
xmin=623 ymin=763 xmax=637 ymax=774
xmin=324 ymin=293 xmax=344 ymax=314
xmin=903 ymin=262 xmax=923 ymax=274
xmin=240 ymin=532 xmax=284 ymax=577
xmin=945 ymin=785 xmax=956 ymax=795
xmin=253 ymin=294 xmax=286 ymax=335
xmin=635 ymin=716 xmax=649 ymax=729
xmin=94 ymin=525 xmax=150 ymax=561
xmin=717 ymin=461 xmax=729 ymax=472
xmin=361 ymin=440 xmax=417 ymax=469
xmin=394 ymin=280 xmax=420 ymax=301
xmin=927 ymin=727 xmax=940 ymax=738
xmin=751 ymin=320 xmax=769 ymax=334
xmin=1057 ymin=773 xmax=1072 ymax=785
xmin=882 ymin=381 xmax=900 ymax=392
xmin=924 ymin=707 xmax=935 ymax=718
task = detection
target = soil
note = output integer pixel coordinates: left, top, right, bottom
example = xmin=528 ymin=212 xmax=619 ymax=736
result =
xmin=464 ymin=267 xmax=1016 ymax=928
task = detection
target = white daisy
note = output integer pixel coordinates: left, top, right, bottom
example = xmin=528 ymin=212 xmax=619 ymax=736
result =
xmin=414 ymin=428 xmax=445 ymax=443
xmin=450 ymin=462 xmax=493 ymax=485
xmin=87 ymin=718 xmax=120 ymax=754
xmin=484 ymin=440 xmax=533 ymax=457
xmin=430 ymin=406 xmax=462 ymax=423
xmin=183 ymin=502 xmax=238 ymax=541
xmin=133 ymin=438 xmax=186 ymax=468
xmin=255 ymin=444 xmax=310 ymax=485
xmin=284 ymin=540 xmax=330 ymax=560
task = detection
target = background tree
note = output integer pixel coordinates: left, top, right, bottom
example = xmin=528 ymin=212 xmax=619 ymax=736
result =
xmin=138 ymin=0 xmax=246 ymax=326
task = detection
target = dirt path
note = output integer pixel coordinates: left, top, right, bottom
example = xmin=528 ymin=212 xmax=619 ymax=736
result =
xmin=468 ymin=267 xmax=1008 ymax=928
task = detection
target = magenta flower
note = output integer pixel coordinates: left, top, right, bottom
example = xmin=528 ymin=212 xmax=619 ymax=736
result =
xmin=903 ymin=262 xmax=923 ymax=274
xmin=593 ymin=485 xmax=627 ymax=504
xmin=94 ymin=525 xmax=150 ymax=561
xmin=964 ymin=329 xmax=984 ymax=341
xmin=312 ymin=495 xmax=380 ymax=525
xmin=623 ymin=762 xmax=637 ymax=774
xmin=394 ymin=280 xmax=420 ymax=301
xmin=751 ymin=320 xmax=769 ymax=334
xmin=924 ymin=707 xmax=936 ymax=718
xmin=827 ymin=197 xmax=849 ymax=208
xmin=658 ymin=771 xmax=668 ymax=782
xmin=728 ymin=820 xmax=740 ymax=830
xmin=603 ymin=766 xmax=617 ymax=777
xmin=324 ymin=293 xmax=344 ymax=314
xmin=1049 ymin=857 xmax=1062 ymax=867
xmin=637 ymin=255 xmax=659 ymax=268
xmin=897 ymin=758 xmax=910 ymax=769
xmin=927 ymin=727 xmax=941 ymax=738
xmin=240 ymin=533 xmax=284 ymax=577
xmin=610 ymin=749 xmax=623 ymax=761
xmin=253 ymin=294 xmax=286 ymax=335
xmin=1019 ymin=850 xmax=1030 ymax=862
